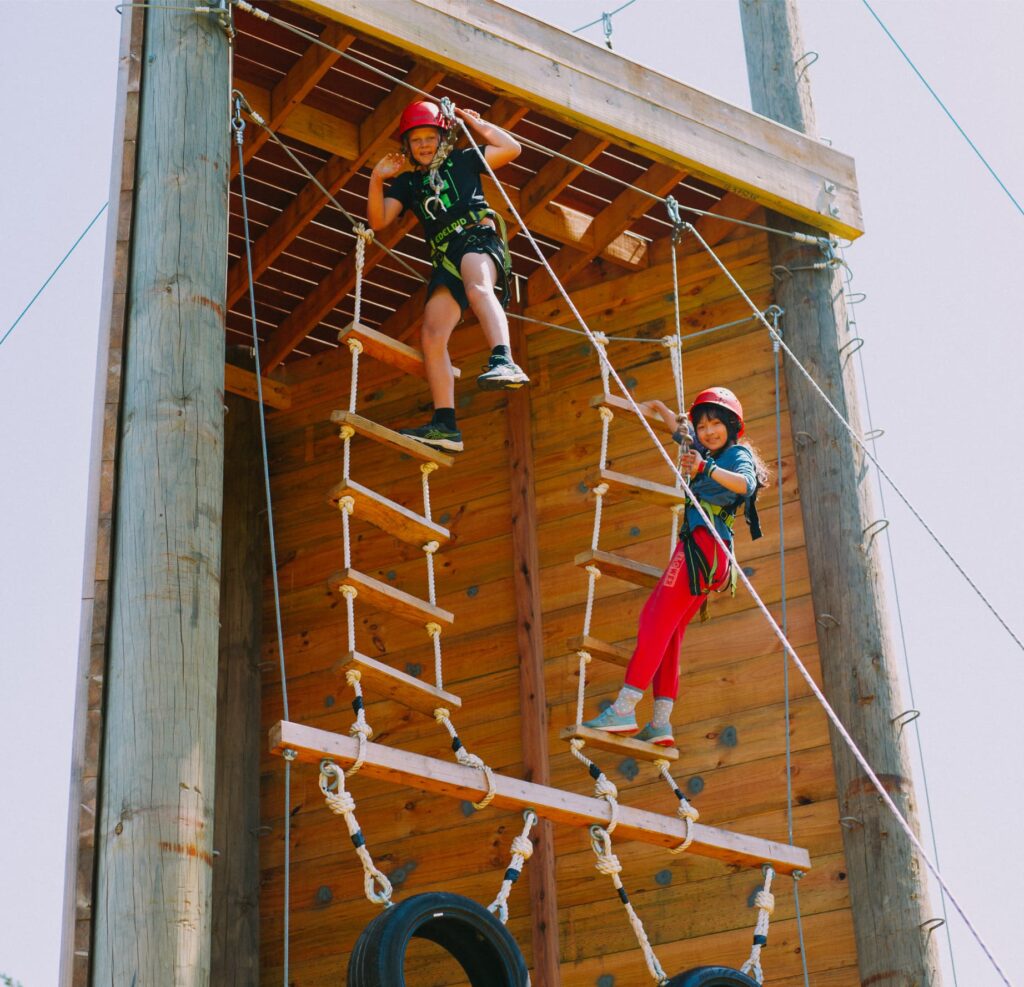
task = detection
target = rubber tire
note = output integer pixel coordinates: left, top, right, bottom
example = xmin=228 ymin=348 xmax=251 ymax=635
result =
xmin=665 ymin=967 xmax=762 ymax=987
xmin=346 ymin=891 xmax=530 ymax=987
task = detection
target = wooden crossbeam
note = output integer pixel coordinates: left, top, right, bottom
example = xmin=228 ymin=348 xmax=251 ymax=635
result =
xmin=337 ymin=320 xmax=460 ymax=380
xmin=269 ymin=720 xmax=811 ymax=873
xmin=226 ymin=64 xmax=445 ymax=311
xmin=231 ymin=25 xmax=356 ymax=178
xmin=567 ymin=634 xmax=632 ymax=668
xmin=330 ymin=410 xmax=455 ymax=467
xmin=589 ymin=394 xmax=674 ymax=435
xmin=576 ymin=548 xmax=662 ymax=589
xmin=223 ymin=364 xmax=292 ymax=410
xmin=588 ymin=467 xmax=687 ymax=509
xmin=520 ymin=132 xmax=609 ymax=219
xmin=326 ymin=478 xmax=449 ymax=547
xmin=336 ymin=651 xmax=461 ymax=714
xmin=328 ymin=567 xmax=455 ymax=627
xmin=560 ymin=724 xmax=679 ymax=762
xmin=526 ymin=162 xmax=685 ymax=305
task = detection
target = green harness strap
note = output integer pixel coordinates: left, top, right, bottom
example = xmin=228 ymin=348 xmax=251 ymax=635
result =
xmin=683 ymin=498 xmax=741 ymax=608
xmin=429 ymin=206 xmax=512 ymax=284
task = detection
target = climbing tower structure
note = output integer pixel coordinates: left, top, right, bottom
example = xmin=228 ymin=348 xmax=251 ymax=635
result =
xmin=62 ymin=1 xmax=941 ymax=985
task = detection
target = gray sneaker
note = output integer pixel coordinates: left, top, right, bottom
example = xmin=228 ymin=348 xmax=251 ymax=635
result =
xmin=398 ymin=420 xmax=464 ymax=452
xmin=477 ymin=355 xmax=530 ymax=391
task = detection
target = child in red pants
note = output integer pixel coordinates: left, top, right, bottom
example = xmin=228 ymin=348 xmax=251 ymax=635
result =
xmin=583 ymin=386 xmax=768 ymax=746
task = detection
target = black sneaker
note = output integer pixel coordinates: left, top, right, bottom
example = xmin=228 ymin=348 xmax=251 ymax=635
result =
xmin=477 ymin=355 xmax=530 ymax=391
xmin=398 ymin=420 xmax=464 ymax=452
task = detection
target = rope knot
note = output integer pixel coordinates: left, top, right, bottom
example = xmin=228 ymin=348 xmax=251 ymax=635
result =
xmin=661 ymin=335 xmax=680 ymax=350
xmin=585 ymin=564 xmax=602 ymax=580
xmin=576 ymin=649 xmax=592 ymax=665
xmin=349 ymin=719 xmax=373 ymax=740
xmin=325 ymin=789 xmax=357 ymax=816
xmin=510 ymin=834 xmax=534 ymax=859
xmin=754 ymin=890 xmax=775 ymax=914
xmin=422 ymin=540 xmax=440 ymax=555
xmin=420 ymin=461 xmax=438 ymax=477
xmin=338 ymin=495 xmax=355 ymax=515
xmin=593 ymin=332 xmax=609 ymax=347
xmin=433 ymin=707 xmax=451 ymax=725
xmin=339 ymin=584 xmax=358 ymax=600
xmin=594 ymin=775 xmax=619 ymax=801
xmin=570 ymin=738 xmax=585 ymax=753
xmin=425 ymin=621 xmax=442 ymax=638
xmin=346 ymin=337 xmax=364 ymax=356
xmin=592 ymin=482 xmax=609 ymax=497
xmin=338 ymin=424 xmax=355 ymax=441
xmin=345 ymin=668 xmax=362 ymax=687
xmin=595 ymin=851 xmax=622 ymax=876
xmin=598 ymin=405 xmax=614 ymax=423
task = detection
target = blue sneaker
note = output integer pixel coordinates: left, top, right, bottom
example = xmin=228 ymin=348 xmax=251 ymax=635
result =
xmin=635 ymin=722 xmax=675 ymax=747
xmin=581 ymin=706 xmax=638 ymax=735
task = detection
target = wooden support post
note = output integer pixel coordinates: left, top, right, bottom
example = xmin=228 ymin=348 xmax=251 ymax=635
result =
xmin=211 ymin=352 xmax=263 ymax=984
xmin=271 ymin=721 xmax=811 ymax=873
xmin=739 ymin=2 xmax=941 ymax=983
xmin=504 ymin=317 xmax=561 ymax=985
xmin=91 ymin=5 xmax=230 ymax=984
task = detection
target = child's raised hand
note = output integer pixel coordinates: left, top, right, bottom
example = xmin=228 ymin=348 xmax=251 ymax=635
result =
xmin=455 ymin=106 xmax=482 ymax=124
xmin=373 ymin=151 xmax=406 ymax=179
xmin=680 ymin=449 xmax=705 ymax=478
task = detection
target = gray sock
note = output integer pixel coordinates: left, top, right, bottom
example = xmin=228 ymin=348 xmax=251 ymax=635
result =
xmin=611 ymin=685 xmax=643 ymax=716
xmin=652 ymin=697 xmax=674 ymax=728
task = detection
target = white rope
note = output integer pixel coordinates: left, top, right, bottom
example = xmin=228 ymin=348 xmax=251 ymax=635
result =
xmin=574 ymin=650 xmax=592 ymax=726
xmin=351 ymin=224 xmax=372 ymax=326
xmin=569 ymin=739 xmax=620 ymax=834
xmin=663 ymin=335 xmax=684 ymax=422
xmin=423 ymin=540 xmax=439 ymax=606
xmin=434 ymin=708 xmax=497 ymax=809
xmin=420 ymin=461 xmax=437 ymax=520
xmin=669 ymin=503 xmax=685 ymax=561
xmin=340 ymin=584 xmax=357 ymax=654
xmin=344 ymin=669 xmax=373 ymax=778
xmin=581 ymin=564 xmax=601 ymax=639
xmin=740 ymin=866 xmax=776 ymax=984
xmin=589 ymin=825 xmax=669 ymax=985
xmin=425 ymin=621 xmax=444 ymax=691
xmin=594 ymin=332 xmax=611 ymax=397
xmin=458 ymin=120 xmax=1013 ymax=987
xmin=590 ymin=482 xmax=609 ymax=551
xmin=488 ymin=809 xmax=537 ymax=925
xmin=338 ymin=495 xmax=354 ymax=570
xmin=319 ymin=760 xmax=393 ymax=907
xmin=598 ymin=405 xmax=614 ymax=470
xmin=339 ymin=423 xmax=354 ymax=481
xmin=654 ymin=758 xmax=699 ymax=854
xmin=346 ymin=337 xmax=363 ymax=415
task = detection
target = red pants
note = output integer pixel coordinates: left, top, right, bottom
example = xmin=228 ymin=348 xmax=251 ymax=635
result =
xmin=623 ymin=526 xmax=729 ymax=700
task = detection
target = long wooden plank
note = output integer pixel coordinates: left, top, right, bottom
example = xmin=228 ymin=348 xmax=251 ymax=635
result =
xmin=559 ymin=724 xmax=679 ymax=763
xmin=575 ymin=548 xmax=662 ymax=589
xmin=269 ymin=720 xmax=811 ymax=873
xmin=337 ymin=320 xmax=461 ymax=380
xmin=329 ymin=410 xmax=455 ymax=467
xmin=336 ymin=651 xmax=461 ymax=714
xmin=589 ymin=467 xmax=687 ymax=508
xmin=566 ymin=634 xmax=632 ymax=668
xmin=327 ymin=567 xmax=455 ymax=627
xmin=223 ymin=363 xmax=292 ymax=410
xmin=326 ymin=478 xmax=449 ymax=547
xmin=291 ymin=0 xmax=862 ymax=237
xmin=590 ymin=393 xmax=675 ymax=435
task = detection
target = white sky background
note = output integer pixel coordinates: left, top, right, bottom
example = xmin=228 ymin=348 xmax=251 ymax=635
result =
xmin=0 ymin=0 xmax=1021 ymax=984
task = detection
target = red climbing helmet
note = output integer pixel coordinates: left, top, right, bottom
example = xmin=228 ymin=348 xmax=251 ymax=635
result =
xmin=689 ymin=386 xmax=745 ymax=436
xmin=398 ymin=101 xmax=449 ymax=140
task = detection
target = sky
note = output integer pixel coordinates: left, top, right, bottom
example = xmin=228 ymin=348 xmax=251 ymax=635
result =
xmin=0 ymin=1 xmax=1021 ymax=985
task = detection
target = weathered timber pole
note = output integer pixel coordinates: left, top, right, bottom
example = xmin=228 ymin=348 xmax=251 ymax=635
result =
xmin=739 ymin=2 xmax=942 ymax=984
xmin=91 ymin=3 xmax=231 ymax=984
xmin=505 ymin=315 xmax=562 ymax=984
xmin=211 ymin=352 xmax=264 ymax=985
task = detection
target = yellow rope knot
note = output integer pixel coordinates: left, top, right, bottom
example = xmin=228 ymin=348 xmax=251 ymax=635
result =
xmin=338 ymin=424 xmax=355 ymax=441
xmin=592 ymin=482 xmax=609 ymax=497
xmin=433 ymin=707 xmax=451 ymax=725
xmin=576 ymin=649 xmax=592 ymax=665
xmin=345 ymin=668 xmax=362 ymax=687
xmin=425 ymin=621 xmax=442 ymax=639
xmin=510 ymin=834 xmax=534 ymax=860
xmin=355 ymin=224 xmax=375 ymax=244
xmin=420 ymin=461 xmax=438 ymax=477
xmin=338 ymin=495 xmax=355 ymax=515
xmin=585 ymin=564 xmax=602 ymax=580
xmin=598 ymin=405 xmax=614 ymax=423
xmin=340 ymin=584 xmax=358 ymax=600
xmin=346 ymin=337 xmax=364 ymax=356
xmin=422 ymin=540 xmax=440 ymax=555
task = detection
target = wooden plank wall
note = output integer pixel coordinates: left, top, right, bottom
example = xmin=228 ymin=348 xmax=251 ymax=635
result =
xmin=257 ymin=223 xmax=860 ymax=985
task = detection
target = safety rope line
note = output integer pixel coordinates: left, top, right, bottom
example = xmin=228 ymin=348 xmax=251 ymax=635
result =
xmin=344 ymin=669 xmax=373 ymax=778
xmin=231 ymin=1 xmax=832 ymax=246
xmin=319 ymin=760 xmax=394 ymax=907
xmin=653 ymin=758 xmax=699 ymax=854
xmin=508 ymin=309 xmax=764 ymax=345
xmin=1 ymin=200 xmax=108 ymax=352
xmin=739 ymin=865 xmax=776 ymax=984
xmin=689 ymin=218 xmax=1024 ymax=659
xmin=233 ymin=97 xmax=294 ymax=986
xmin=457 ymin=115 xmax=1013 ymax=985
xmin=771 ymin=312 xmax=811 ymax=987
xmin=840 ymin=246 xmax=960 ymax=985
xmin=433 ymin=708 xmax=497 ymax=809
xmin=487 ymin=809 xmax=537 ymax=925
xmin=569 ymin=740 xmax=620 ymax=833
xmin=589 ymin=824 xmax=669 ymax=985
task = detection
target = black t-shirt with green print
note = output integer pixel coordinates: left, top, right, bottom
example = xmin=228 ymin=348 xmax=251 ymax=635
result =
xmin=385 ymin=148 xmax=489 ymax=243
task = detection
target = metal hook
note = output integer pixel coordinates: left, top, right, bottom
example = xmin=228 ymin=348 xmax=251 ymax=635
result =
xmin=891 ymin=709 xmax=921 ymax=735
xmin=794 ymin=430 xmax=815 ymax=447
xmin=863 ymin=427 xmax=885 ymax=441
xmin=845 ymin=291 xmax=867 ymax=305
xmin=920 ymin=917 xmax=945 ymax=942
xmin=862 ymin=518 xmax=889 ymax=553
xmin=839 ymin=336 xmax=865 ymax=366
xmin=838 ymin=816 xmax=863 ymax=830
xmin=794 ymin=50 xmax=819 ymax=84
xmin=816 ymin=613 xmax=840 ymax=629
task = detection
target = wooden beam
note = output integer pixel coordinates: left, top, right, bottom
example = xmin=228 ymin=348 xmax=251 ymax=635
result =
xmin=231 ymin=25 xmax=356 ymax=178
xmin=242 ymin=79 xmax=358 ymax=160
xmin=527 ymin=162 xmax=685 ymax=305
xmin=291 ymin=0 xmax=862 ymax=238
xmin=567 ymin=635 xmax=632 ymax=668
xmin=223 ymin=363 xmax=292 ymax=410
xmin=559 ymin=724 xmax=679 ymax=763
xmin=325 ymin=478 xmax=450 ymax=547
xmin=503 ymin=318 xmax=561 ymax=986
xmin=226 ymin=64 xmax=445 ymax=311
xmin=575 ymin=548 xmax=662 ymax=589
xmin=335 ymin=651 xmax=461 ymax=714
xmin=329 ymin=410 xmax=455 ymax=467
xmin=269 ymin=720 xmax=812 ymax=874
xmin=519 ymin=132 xmax=609 ymax=218
xmin=590 ymin=394 xmax=674 ymax=435
xmin=328 ymin=567 xmax=455 ymax=627
xmin=587 ymin=467 xmax=687 ymax=508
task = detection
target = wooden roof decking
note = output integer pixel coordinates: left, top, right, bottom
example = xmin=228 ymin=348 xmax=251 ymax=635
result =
xmin=227 ymin=1 xmax=859 ymax=369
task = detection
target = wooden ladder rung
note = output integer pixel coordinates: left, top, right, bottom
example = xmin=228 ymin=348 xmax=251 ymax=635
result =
xmin=327 ymin=478 xmax=450 ymax=548
xmin=589 ymin=393 xmax=674 ymax=435
xmin=336 ymin=651 xmax=461 ymax=714
xmin=560 ymin=724 xmax=679 ymax=762
xmin=587 ymin=467 xmax=687 ymax=508
xmin=328 ymin=568 xmax=455 ymax=628
xmin=575 ymin=548 xmax=662 ymax=589
xmin=567 ymin=635 xmax=632 ymax=668
xmin=330 ymin=410 xmax=455 ymax=467
xmin=338 ymin=320 xmax=461 ymax=380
